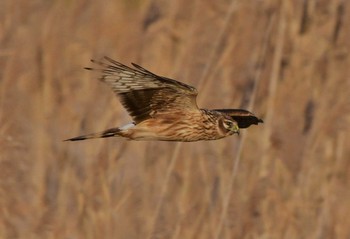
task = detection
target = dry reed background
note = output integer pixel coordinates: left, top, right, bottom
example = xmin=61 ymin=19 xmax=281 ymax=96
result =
xmin=1 ymin=0 xmax=350 ymax=238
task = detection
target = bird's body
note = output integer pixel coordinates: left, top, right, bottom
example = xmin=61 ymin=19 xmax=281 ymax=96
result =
xmin=65 ymin=57 xmax=263 ymax=142
xmin=121 ymin=109 xmax=234 ymax=141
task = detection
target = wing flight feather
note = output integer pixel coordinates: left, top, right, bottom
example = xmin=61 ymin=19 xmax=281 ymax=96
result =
xmin=86 ymin=57 xmax=199 ymax=123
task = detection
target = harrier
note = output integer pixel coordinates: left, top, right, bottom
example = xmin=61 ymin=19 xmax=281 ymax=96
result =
xmin=65 ymin=57 xmax=263 ymax=142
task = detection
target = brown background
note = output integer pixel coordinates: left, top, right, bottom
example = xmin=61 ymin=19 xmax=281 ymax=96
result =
xmin=1 ymin=0 xmax=350 ymax=238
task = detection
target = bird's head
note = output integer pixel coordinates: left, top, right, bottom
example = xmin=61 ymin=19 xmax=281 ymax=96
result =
xmin=218 ymin=116 xmax=240 ymax=136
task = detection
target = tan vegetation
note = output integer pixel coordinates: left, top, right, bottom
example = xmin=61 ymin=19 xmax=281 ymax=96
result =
xmin=1 ymin=0 xmax=350 ymax=238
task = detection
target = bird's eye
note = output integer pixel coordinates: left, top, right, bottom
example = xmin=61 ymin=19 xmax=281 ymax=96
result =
xmin=224 ymin=120 xmax=233 ymax=129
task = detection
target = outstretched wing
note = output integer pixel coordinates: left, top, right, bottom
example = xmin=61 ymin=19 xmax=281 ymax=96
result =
xmin=214 ymin=109 xmax=263 ymax=128
xmin=86 ymin=57 xmax=199 ymax=123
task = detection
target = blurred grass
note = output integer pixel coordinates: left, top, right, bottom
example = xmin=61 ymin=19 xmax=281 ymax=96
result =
xmin=1 ymin=0 xmax=350 ymax=238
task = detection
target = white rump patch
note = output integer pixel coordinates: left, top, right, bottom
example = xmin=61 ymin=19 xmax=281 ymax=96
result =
xmin=120 ymin=123 xmax=135 ymax=130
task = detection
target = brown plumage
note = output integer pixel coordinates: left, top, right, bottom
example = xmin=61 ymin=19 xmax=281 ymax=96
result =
xmin=65 ymin=57 xmax=263 ymax=142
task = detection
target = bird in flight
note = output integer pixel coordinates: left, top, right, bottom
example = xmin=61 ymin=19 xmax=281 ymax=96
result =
xmin=65 ymin=57 xmax=263 ymax=142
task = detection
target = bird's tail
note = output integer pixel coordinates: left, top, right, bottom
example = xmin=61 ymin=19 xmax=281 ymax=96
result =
xmin=64 ymin=127 xmax=122 ymax=141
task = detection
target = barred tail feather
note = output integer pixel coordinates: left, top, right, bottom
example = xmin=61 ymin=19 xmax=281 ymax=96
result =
xmin=64 ymin=127 xmax=121 ymax=141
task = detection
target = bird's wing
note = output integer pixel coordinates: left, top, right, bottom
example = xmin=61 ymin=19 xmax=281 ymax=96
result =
xmin=86 ymin=57 xmax=199 ymax=123
xmin=214 ymin=109 xmax=263 ymax=128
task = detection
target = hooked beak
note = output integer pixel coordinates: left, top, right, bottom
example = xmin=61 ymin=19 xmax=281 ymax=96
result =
xmin=232 ymin=124 xmax=240 ymax=135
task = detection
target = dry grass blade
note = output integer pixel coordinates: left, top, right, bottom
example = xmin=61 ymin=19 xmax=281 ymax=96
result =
xmin=148 ymin=0 xmax=239 ymax=238
xmin=214 ymin=11 xmax=276 ymax=239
